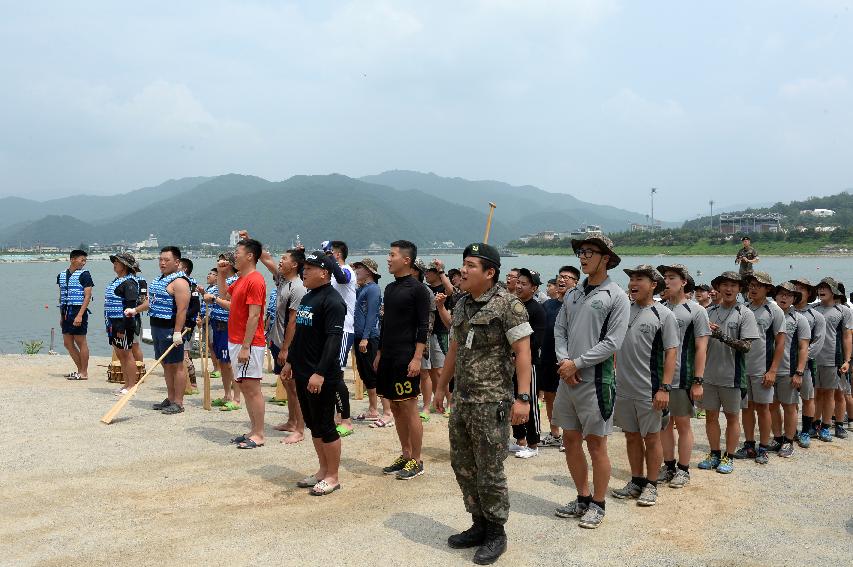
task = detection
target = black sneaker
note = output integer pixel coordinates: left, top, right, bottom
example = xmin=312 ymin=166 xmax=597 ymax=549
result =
xmin=396 ymin=459 xmax=424 ymax=480
xmin=161 ymin=403 xmax=185 ymax=415
xmin=382 ymin=455 xmax=408 ymax=475
xmin=766 ymin=439 xmax=782 ymax=452
xmin=152 ymin=398 xmax=171 ymax=410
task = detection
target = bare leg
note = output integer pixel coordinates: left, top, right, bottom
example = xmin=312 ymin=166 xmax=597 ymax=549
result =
xmin=367 ymin=388 xmax=379 ymax=416
xmin=117 ymin=348 xmax=137 ymax=389
xmin=313 ymin=437 xmax=328 ymax=479
xmin=705 ymin=410 xmax=721 ymax=451
xmin=321 ymin=438 xmax=342 ymax=485
xmin=398 ymin=397 xmax=423 ymax=461
xmin=391 ymin=402 xmax=411 ymax=459
xmin=63 ymin=334 xmax=82 ymax=372
xmin=625 ymin=432 xmax=644 ymax=477
xmin=724 ymin=412 xmax=740 ymax=454
xmin=742 ymin=402 xmax=756 ymax=441
xmin=420 ymin=370 xmax=433 ymax=414
xmin=544 ymin=392 xmax=559 ymax=436
xmin=755 ymin=402 xmax=771 ymax=445
xmin=770 ymin=402 xmax=783 ymax=437
xmin=163 ymin=363 xmax=177 ymax=403
xmin=834 ymin=389 xmax=846 ymax=425
xmin=73 ymin=335 xmax=89 ymax=377
xmin=131 ymin=342 xmax=143 ymax=363
xmin=644 ymin=432 xmax=662 ymax=483
xmin=563 ymin=430 xmax=589 ymax=496
xmin=241 ymin=379 xmax=265 ymax=444
xmin=586 ymin=435 xmax=611 ymax=503
xmin=783 ymin=403 xmax=798 ymax=439
xmin=674 ymin=416 xmax=693 ymax=466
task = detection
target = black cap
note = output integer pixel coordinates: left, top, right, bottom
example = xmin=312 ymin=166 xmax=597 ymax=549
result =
xmin=695 ymin=283 xmax=711 ymax=292
xmin=304 ymin=250 xmax=337 ymax=273
xmin=463 ymin=242 xmax=501 ymax=268
xmin=518 ymin=268 xmax=541 ymax=286
xmin=547 ymin=278 xmax=557 ymax=285
xmin=741 ymin=236 xmax=751 ymax=241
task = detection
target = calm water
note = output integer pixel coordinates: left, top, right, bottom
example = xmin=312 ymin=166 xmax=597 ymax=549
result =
xmin=1 ymin=253 xmax=850 ymax=356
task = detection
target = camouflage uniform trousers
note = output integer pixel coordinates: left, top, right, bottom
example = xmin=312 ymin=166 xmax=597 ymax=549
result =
xmin=449 ymin=401 xmax=510 ymax=525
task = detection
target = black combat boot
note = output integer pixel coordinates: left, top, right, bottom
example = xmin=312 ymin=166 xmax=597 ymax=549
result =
xmin=472 ymin=521 xmax=507 ymax=565
xmin=447 ymin=515 xmax=487 ymax=549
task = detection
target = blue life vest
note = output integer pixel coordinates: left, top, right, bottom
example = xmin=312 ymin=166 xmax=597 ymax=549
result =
xmin=209 ymin=275 xmax=239 ymax=322
xmin=199 ymin=284 xmax=215 ymax=318
xmin=58 ymin=269 xmax=92 ymax=306
xmin=104 ymin=275 xmax=134 ymax=321
xmin=148 ymin=271 xmax=188 ymax=320
xmin=133 ymin=275 xmax=147 ymax=307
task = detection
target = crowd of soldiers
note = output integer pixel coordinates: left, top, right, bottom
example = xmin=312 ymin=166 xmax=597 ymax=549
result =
xmin=56 ymin=232 xmax=853 ymax=565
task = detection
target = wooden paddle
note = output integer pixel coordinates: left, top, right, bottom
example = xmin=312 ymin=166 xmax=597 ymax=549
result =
xmin=202 ymin=312 xmax=211 ymax=410
xmin=100 ymin=329 xmax=190 ymax=424
xmin=484 ymin=202 xmax=497 ymax=243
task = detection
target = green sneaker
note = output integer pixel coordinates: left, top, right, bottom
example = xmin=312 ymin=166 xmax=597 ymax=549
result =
xmin=396 ymin=459 xmax=424 ymax=480
xmin=336 ymin=424 xmax=354 ymax=437
xmin=211 ymin=398 xmax=226 ymax=407
xmin=219 ymin=401 xmax=241 ymax=411
xmin=210 ymin=371 xmax=221 ymax=378
xmin=382 ymin=455 xmax=408 ymax=475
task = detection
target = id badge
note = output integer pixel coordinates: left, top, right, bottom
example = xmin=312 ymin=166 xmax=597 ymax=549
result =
xmin=465 ymin=329 xmax=474 ymax=349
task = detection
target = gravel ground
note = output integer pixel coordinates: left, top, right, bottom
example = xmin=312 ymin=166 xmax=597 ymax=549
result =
xmin=2 ymin=354 xmax=852 ymax=567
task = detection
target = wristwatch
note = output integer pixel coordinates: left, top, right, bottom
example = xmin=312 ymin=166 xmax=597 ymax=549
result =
xmin=793 ymin=370 xmax=804 ymax=377
xmin=658 ymin=384 xmax=672 ymax=393
xmin=515 ymin=393 xmax=531 ymax=403
xmin=692 ymin=377 xmax=704 ymax=386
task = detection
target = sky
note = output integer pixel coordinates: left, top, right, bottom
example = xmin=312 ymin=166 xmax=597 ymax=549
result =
xmin=0 ymin=0 xmax=851 ymax=221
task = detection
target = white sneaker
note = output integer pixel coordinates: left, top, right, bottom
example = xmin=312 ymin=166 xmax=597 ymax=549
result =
xmin=515 ymin=447 xmax=539 ymax=459
xmin=507 ymin=442 xmax=525 ymax=453
xmin=113 ymin=388 xmax=128 ymax=396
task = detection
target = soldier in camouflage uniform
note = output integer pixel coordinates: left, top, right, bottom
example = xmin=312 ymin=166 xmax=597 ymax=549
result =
xmin=434 ymin=242 xmax=533 ymax=566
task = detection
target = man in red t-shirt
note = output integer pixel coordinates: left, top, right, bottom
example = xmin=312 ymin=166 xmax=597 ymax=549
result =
xmin=218 ymin=238 xmax=268 ymax=449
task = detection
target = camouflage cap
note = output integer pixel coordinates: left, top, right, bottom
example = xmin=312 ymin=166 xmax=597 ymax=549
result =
xmin=624 ymin=264 xmax=665 ymax=294
xmin=743 ymin=270 xmax=774 ymax=288
xmin=427 ymin=259 xmax=443 ymax=272
xmin=109 ymin=252 xmax=137 ymax=271
xmin=711 ymin=271 xmax=742 ymax=290
xmin=571 ymin=234 xmax=621 ymax=269
xmin=816 ymin=276 xmax=841 ymax=297
xmin=788 ymin=277 xmax=817 ymax=303
xmin=772 ymin=281 xmax=803 ymax=305
xmin=657 ymin=263 xmax=695 ymax=292
xmin=352 ymin=257 xmax=381 ymax=277
xmin=218 ymin=251 xmax=237 ymax=269
xmin=694 ymin=282 xmax=711 ymax=293
xmin=412 ymin=258 xmax=428 ymax=273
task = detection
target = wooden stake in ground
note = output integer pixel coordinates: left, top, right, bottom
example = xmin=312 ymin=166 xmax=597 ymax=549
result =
xmin=100 ymin=329 xmax=189 ymax=424
xmin=352 ymin=350 xmax=363 ymax=400
xmin=202 ymin=313 xmax=211 ymax=410
xmin=483 ymin=202 xmax=497 ymax=243
xmin=273 ymin=358 xmax=287 ymax=402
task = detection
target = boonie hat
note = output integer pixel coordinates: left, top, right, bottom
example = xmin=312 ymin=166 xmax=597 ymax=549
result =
xmin=772 ymin=281 xmax=803 ymax=305
xmin=694 ymin=283 xmax=711 ymax=293
xmin=657 ymin=263 xmax=695 ymax=292
xmin=571 ymin=234 xmax=621 ymax=269
xmin=352 ymin=257 xmax=381 ymax=277
xmin=711 ymin=271 xmax=742 ymax=290
xmin=427 ymin=259 xmax=443 ymax=272
xmin=109 ymin=252 xmax=137 ymax=271
xmin=743 ymin=271 xmax=774 ymax=288
xmin=624 ymin=264 xmax=665 ymax=294
xmin=816 ymin=276 xmax=841 ymax=297
xmin=518 ymin=268 xmax=542 ymax=286
xmin=788 ymin=277 xmax=817 ymax=303
xmin=218 ymin=251 xmax=237 ymax=269
xmin=412 ymin=258 xmax=428 ymax=273
xmin=463 ymin=242 xmax=501 ymax=268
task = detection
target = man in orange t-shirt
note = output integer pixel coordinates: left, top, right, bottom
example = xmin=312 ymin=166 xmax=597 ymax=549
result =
xmin=218 ymin=238 xmax=268 ymax=449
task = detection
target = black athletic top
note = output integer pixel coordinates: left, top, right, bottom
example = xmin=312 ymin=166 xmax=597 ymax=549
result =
xmin=287 ymin=283 xmax=346 ymax=381
xmin=540 ymin=298 xmax=562 ymax=371
xmin=380 ymin=274 xmax=431 ymax=357
xmin=523 ymin=297 xmax=546 ymax=366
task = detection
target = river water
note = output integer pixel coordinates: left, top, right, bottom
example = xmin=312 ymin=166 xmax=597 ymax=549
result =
xmin=1 ymin=253 xmax=850 ymax=356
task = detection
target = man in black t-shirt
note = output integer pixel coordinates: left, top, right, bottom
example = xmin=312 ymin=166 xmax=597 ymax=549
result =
xmin=422 ymin=259 xmax=454 ymax=418
xmin=284 ymin=251 xmax=346 ymax=496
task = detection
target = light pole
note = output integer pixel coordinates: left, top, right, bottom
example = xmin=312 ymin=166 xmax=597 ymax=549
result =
xmin=709 ymin=200 xmax=715 ymax=232
xmin=650 ymin=187 xmax=658 ymax=230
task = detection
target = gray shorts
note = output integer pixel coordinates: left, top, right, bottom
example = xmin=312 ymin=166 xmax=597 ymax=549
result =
xmin=669 ymin=389 xmax=694 ymax=418
xmin=614 ymin=397 xmax=662 ymax=436
xmin=774 ymin=375 xmax=800 ymax=405
xmin=816 ymin=366 xmax=840 ymax=390
xmin=422 ymin=333 xmax=448 ymax=370
xmin=745 ymin=374 xmax=774 ymax=406
xmin=700 ymin=383 xmax=743 ymax=414
xmin=553 ymin=379 xmax=614 ymax=438
xmin=800 ymin=364 xmax=815 ymax=401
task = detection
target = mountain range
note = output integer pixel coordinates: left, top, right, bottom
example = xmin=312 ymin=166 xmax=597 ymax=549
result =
xmin=0 ymin=171 xmax=662 ymax=248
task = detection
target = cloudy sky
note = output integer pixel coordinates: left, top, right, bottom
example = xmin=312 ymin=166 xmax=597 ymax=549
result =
xmin=1 ymin=0 xmax=850 ymax=220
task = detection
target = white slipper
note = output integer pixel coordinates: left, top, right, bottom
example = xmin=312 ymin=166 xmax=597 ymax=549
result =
xmin=310 ymin=480 xmax=341 ymax=496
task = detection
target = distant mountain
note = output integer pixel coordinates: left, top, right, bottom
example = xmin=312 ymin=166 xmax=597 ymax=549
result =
xmin=0 ymin=174 xmax=516 ymax=249
xmin=0 ymin=177 xmax=211 ymax=231
xmin=360 ymin=170 xmax=668 ymax=232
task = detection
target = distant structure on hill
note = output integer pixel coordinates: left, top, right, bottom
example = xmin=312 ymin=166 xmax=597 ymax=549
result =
xmin=800 ymin=208 xmax=836 ymax=217
xmin=719 ymin=213 xmax=783 ymax=234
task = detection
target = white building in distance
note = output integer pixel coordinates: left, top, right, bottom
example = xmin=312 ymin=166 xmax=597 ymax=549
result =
xmin=801 ymin=208 xmax=836 ymax=217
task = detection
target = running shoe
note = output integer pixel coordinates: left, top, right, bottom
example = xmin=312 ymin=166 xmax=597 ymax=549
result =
xmin=766 ymin=439 xmax=782 ymax=452
xmin=507 ymin=442 xmax=525 ymax=453
xmin=657 ymin=465 xmax=674 ymax=484
xmin=515 ymin=447 xmax=539 ymax=459
xmin=578 ymin=503 xmax=605 ymax=529
xmin=113 ymin=387 xmax=128 ymax=396
xmin=796 ymin=431 xmax=811 ymax=448
xmin=818 ymin=427 xmax=833 ymax=442
xmin=637 ymin=483 xmax=657 ymax=507
xmin=382 ymin=455 xmax=408 ymax=475
xmin=808 ymin=425 xmax=819 ymax=439
xmin=732 ymin=444 xmax=757 ymax=459
xmin=396 ymin=459 xmax=424 ymax=480
xmin=539 ymin=433 xmax=561 ymax=447
xmin=716 ymin=455 xmax=734 ymax=474
xmin=161 ymin=403 xmax=184 ymax=415
xmin=611 ymin=481 xmax=642 ymax=499
xmin=777 ymin=442 xmax=794 ymax=458
xmin=669 ymin=470 xmax=690 ymax=488
xmin=754 ymin=447 xmax=769 ymax=464
xmin=834 ymin=424 xmax=848 ymax=439
xmin=554 ymin=499 xmax=588 ymax=518
xmin=558 ymin=442 xmax=565 ymax=453
xmin=698 ymin=452 xmax=721 ymax=470
xmin=152 ymin=398 xmax=171 ymax=410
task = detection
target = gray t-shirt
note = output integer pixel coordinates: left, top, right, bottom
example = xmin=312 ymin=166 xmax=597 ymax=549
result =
xmin=665 ymin=299 xmax=712 ymax=389
xmin=616 ymin=302 xmax=679 ymax=401
xmin=777 ymin=309 xmax=811 ymax=377
xmin=814 ymin=303 xmax=853 ymax=367
xmin=268 ymin=276 xmax=307 ymax=348
xmin=705 ymin=303 xmax=760 ymax=389
xmin=746 ymin=300 xmax=785 ymax=377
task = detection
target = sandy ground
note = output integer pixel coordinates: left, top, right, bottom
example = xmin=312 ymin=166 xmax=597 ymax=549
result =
xmin=2 ymin=354 xmax=852 ymax=567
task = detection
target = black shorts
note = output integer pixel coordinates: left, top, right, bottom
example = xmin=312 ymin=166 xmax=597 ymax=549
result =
xmin=354 ymin=336 xmax=379 ymax=390
xmin=538 ymin=360 xmax=559 ymax=393
xmin=378 ymin=355 xmax=421 ymax=401
xmin=107 ymin=318 xmax=133 ymax=350
xmin=61 ymin=305 xmax=89 ymax=336
xmin=269 ymin=342 xmax=283 ymax=375
xmin=295 ymin=374 xmax=340 ymax=443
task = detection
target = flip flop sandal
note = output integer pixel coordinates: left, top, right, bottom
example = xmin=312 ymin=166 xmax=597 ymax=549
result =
xmin=220 ymin=401 xmax=241 ymax=411
xmin=296 ymin=475 xmax=321 ymax=488
xmin=310 ymin=480 xmax=341 ymax=496
xmin=211 ymin=398 xmax=226 ymax=407
xmin=354 ymin=413 xmax=380 ymax=421
xmin=369 ymin=418 xmax=394 ymax=429
xmin=419 ymin=412 xmax=431 ymax=423
xmin=336 ymin=425 xmax=354 ymax=437
xmin=67 ymin=374 xmax=88 ymax=380
xmin=230 ymin=434 xmax=249 ymax=444
xmin=63 ymin=371 xmax=78 ymax=378
xmin=237 ymin=439 xmax=264 ymax=449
